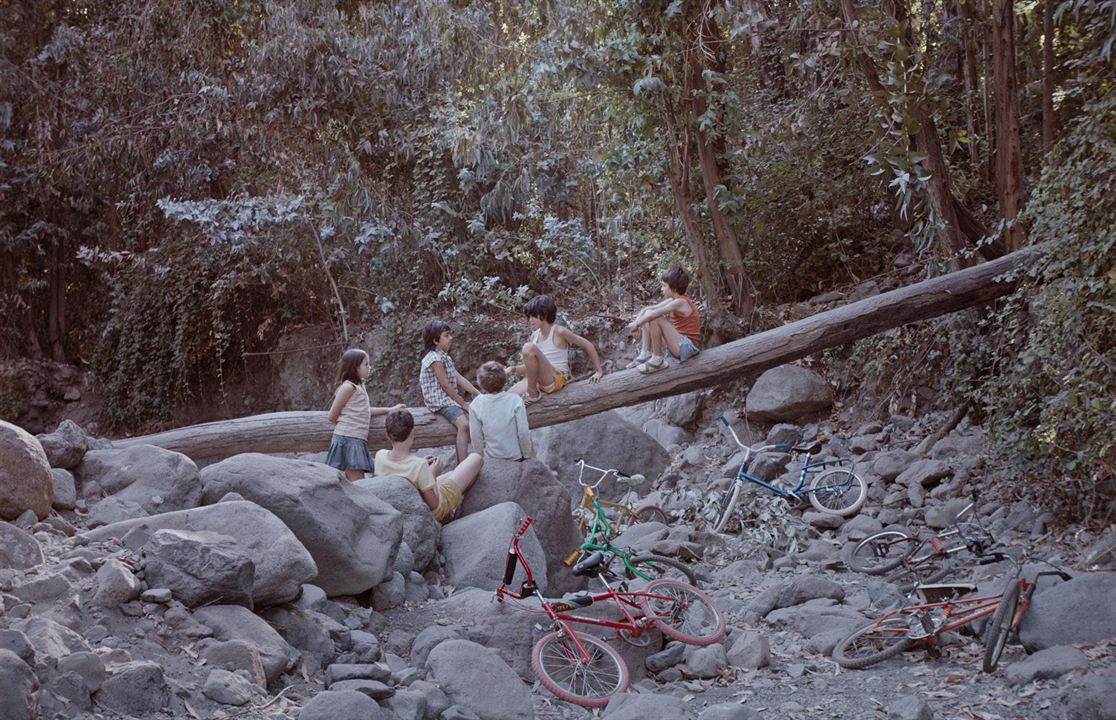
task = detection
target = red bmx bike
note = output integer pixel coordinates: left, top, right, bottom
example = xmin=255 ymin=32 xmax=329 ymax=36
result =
xmin=494 ymin=516 xmax=725 ymax=707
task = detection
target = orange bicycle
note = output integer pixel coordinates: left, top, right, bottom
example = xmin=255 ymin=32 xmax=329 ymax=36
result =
xmin=834 ymin=553 xmax=1070 ymax=672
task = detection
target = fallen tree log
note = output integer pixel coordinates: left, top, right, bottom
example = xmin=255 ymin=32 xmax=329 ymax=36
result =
xmin=118 ymin=244 xmax=1046 ymax=463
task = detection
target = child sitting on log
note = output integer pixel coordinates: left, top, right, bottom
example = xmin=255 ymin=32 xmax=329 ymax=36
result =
xmin=374 ymin=409 xmax=483 ymax=523
xmin=625 ymin=267 xmax=701 ymax=374
xmin=505 ymin=294 xmax=605 ymax=403
xmin=469 ymin=361 xmax=533 ymax=461
xmin=419 ymin=320 xmax=480 ymax=464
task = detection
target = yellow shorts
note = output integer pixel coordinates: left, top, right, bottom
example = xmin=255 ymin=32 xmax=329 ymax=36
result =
xmin=541 ymin=370 xmax=570 ymax=394
xmin=433 ymin=478 xmax=464 ymax=523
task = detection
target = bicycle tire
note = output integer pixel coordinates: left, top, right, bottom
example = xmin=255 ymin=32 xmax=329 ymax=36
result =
xmin=713 ymin=482 xmax=743 ymax=533
xmin=885 ymin=555 xmax=957 ymax=594
xmin=627 ymin=505 xmax=669 ymax=528
xmin=848 ymin=531 xmax=916 ymax=575
xmin=626 ymin=554 xmax=699 ymax=587
xmin=832 ymin=617 xmax=913 ymax=669
xmin=532 ymin=629 xmax=629 ymax=707
xmin=638 ymin=579 xmax=726 ymax=645
xmin=982 ymin=579 xmax=1021 ymax=673
xmin=808 ymin=468 xmax=868 ymax=516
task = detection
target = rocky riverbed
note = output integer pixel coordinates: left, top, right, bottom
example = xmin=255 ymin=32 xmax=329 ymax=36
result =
xmin=1 ymin=366 xmax=1115 ymax=720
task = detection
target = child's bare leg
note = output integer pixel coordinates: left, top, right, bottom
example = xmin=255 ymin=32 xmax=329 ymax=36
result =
xmin=450 ymin=452 xmax=484 ymax=494
xmin=521 ymin=343 xmax=557 ymax=396
xmin=452 ymin=414 xmax=470 ymax=463
xmin=646 ymin=318 xmax=665 ymax=356
xmin=343 ymin=469 xmax=365 ymax=482
xmin=649 ymin=316 xmax=683 ymax=357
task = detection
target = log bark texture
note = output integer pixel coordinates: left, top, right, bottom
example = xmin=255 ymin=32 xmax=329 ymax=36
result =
xmin=117 ymin=244 xmax=1047 ymax=463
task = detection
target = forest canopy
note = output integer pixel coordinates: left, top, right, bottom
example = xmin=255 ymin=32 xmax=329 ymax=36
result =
xmin=1 ymin=0 xmax=1113 ymax=505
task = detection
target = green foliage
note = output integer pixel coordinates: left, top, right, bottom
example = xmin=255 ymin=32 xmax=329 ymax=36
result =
xmin=975 ymin=91 xmax=1116 ymax=513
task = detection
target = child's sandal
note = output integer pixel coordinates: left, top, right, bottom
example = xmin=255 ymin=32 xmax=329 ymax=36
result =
xmin=626 ymin=353 xmax=651 ymax=369
xmin=524 ymin=392 xmax=543 ymax=405
xmin=637 ymin=357 xmax=666 ymax=374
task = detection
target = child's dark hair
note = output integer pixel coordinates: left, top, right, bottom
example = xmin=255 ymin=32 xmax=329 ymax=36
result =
xmin=384 ymin=409 xmax=414 ymax=442
xmin=661 ymin=267 xmax=690 ymax=295
xmin=476 ymin=361 xmax=507 ymax=394
xmin=423 ymin=320 xmax=451 ymax=353
xmin=523 ymin=294 xmax=557 ymax=323
xmin=336 ymin=349 xmax=368 ymax=385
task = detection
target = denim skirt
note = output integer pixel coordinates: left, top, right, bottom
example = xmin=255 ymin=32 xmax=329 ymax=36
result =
xmin=325 ymin=434 xmax=373 ymax=471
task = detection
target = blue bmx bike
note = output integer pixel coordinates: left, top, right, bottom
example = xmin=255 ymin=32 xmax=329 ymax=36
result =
xmin=713 ymin=416 xmax=867 ymax=532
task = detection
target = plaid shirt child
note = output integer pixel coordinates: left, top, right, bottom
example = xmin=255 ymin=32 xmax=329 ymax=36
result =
xmin=420 ymin=350 xmax=459 ymax=411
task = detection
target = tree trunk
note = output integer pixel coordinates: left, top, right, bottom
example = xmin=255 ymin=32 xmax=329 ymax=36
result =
xmin=992 ymin=0 xmax=1028 ymax=250
xmin=1042 ymin=0 xmax=1056 ymax=154
xmin=47 ymin=241 xmax=67 ymax=362
xmin=841 ymin=0 xmax=1003 ymax=260
xmin=118 ymin=243 xmax=1049 ymax=463
xmin=961 ymin=2 xmax=983 ymax=171
xmin=689 ymin=9 xmax=757 ymax=322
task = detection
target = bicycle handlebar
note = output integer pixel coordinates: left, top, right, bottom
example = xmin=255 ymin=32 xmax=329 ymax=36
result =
xmin=574 ymin=458 xmax=635 ymax=489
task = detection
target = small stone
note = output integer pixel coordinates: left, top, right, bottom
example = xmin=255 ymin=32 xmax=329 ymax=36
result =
xmin=326 ymin=662 xmax=393 ymax=686
xmin=97 ymin=661 xmax=169 ymax=715
xmin=888 ymin=694 xmax=934 ymax=720
xmin=141 ymin=588 xmax=173 ymax=603
xmin=0 ymin=523 xmax=44 ymax=570
xmin=328 ymin=678 xmax=396 ymax=700
xmin=58 ymin=651 xmax=106 ymax=692
xmin=646 ymin=642 xmax=686 ymax=673
xmin=203 ymin=668 xmax=256 ymax=706
xmin=92 ymin=559 xmax=141 ymax=607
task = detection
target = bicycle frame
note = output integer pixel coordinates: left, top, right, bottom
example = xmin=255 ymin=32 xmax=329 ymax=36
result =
xmin=870 ymin=499 xmax=994 ymax=578
xmin=567 ymin=462 xmax=659 ymax=582
xmin=863 ymin=568 xmax=1069 ymax=647
xmin=495 ymin=516 xmax=667 ymax=641
xmin=720 ymin=418 xmax=852 ymax=501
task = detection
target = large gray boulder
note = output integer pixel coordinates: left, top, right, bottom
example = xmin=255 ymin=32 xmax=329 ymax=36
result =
xmin=36 ymin=419 xmax=89 ymax=469
xmin=431 ymin=589 xmax=542 ymax=681
xmin=82 ymin=500 xmax=316 ymax=607
xmin=426 ymin=640 xmax=534 ymax=720
xmin=441 ymin=502 xmax=546 ymax=593
xmin=1019 ymin=573 xmax=1116 ymax=651
xmin=745 ymin=365 xmax=834 ymax=422
xmin=0 ymin=649 xmax=39 ymax=720
xmin=456 ymin=459 xmax=581 ymax=593
xmin=200 ymin=454 xmax=402 ymax=596
xmin=532 ymin=410 xmax=670 ymax=499
xmin=77 ymin=444 xmax=202 ymax=514
xmin=0 ymin=522 xmax=43 ymax=570
xmin=192 ymin=605 xmax=298 ymax=684
xmin=0 ymin=420 xmax=53 ymax=521
xmin=355 ymin=475 xmax=439 ymax=571
xmin=141 ymin=529 xmax=255 ymax=609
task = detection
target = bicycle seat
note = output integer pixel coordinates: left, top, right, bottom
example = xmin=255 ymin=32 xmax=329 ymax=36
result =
xmin=616 ymin=473 xmax=647 ymax=488
xmin=792 ymin=441 xmax=822 ymax=454
xmin=916 ymin=583 xmax=977 ymax=603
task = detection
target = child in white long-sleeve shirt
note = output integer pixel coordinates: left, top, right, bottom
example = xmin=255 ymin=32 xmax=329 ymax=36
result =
xmin=469 ymin=362 xmax=533 ymax=461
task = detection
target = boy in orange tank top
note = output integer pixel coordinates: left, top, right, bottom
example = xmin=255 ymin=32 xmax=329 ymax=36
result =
xmin=624 ymin=267 xmax=701 ymax=374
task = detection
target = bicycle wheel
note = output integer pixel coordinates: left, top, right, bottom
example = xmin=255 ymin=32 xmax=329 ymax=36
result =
xmin=848 ymin=531 xmax=916 ymax=575
xmin=982 ymin=579 xmax=1020 ymax=673
xmin=884 ymin=555 xmax=957 ymax=594
xmin=832 ymin=617 xmax=913 ymax=669
xmin=713 ymin=482 xmax=743 ymax=533
xmin=638 ymin=579 xmax=726 ymax=645
xmin=808 ymin=468 xmax=868 ymax=516
xmin=626 ymin=554 xmax=699 ymax=587
xmin=626 ymin=505 xmax=669 ymax=528
xmin=532 ymin=630 xmax=629 ymax=708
